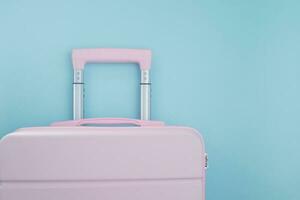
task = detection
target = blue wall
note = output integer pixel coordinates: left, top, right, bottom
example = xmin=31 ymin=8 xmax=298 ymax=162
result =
xmin=1 ymin=0 xmax=300 ymax=199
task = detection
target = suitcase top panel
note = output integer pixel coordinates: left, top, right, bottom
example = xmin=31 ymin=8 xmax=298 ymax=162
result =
xmin=0 ymin=126 xmax=205 ymax=181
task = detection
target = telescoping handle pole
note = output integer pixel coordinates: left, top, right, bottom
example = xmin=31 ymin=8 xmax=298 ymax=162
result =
xmin=72 ymin=48 xmax=152 ymax=121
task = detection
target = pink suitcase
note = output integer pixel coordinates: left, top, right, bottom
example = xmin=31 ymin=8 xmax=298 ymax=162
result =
xmin=0 ymin=48 xmax=207 ymax=200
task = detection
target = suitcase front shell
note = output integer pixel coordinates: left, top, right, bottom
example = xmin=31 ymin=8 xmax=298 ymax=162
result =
xmin=0 ymin=126 xmax=206 ymax=200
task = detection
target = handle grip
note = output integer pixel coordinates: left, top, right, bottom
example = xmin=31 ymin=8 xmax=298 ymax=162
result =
xmin=72 ymin=48 xmax=152 ymax=70
xmin=51 ymin=118 xmax=164 ymax=127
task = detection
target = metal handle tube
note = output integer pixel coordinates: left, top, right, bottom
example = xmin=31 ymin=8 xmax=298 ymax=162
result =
xmin=141 ymin=70 xmax=151 ymax=120
xmin=73 ymin=70 xmax=84 ymax=120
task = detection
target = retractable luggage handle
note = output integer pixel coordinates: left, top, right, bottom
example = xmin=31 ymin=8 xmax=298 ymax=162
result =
xmin=72 ymin=48 xmax=152 ymax=121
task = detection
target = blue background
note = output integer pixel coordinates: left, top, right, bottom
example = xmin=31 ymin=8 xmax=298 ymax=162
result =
xmin=1 ymin=0 xmax=300 ymax=199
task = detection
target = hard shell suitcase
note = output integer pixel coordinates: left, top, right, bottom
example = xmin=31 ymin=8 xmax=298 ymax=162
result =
xmin=0 ymin=48 xmax=207 ymax=200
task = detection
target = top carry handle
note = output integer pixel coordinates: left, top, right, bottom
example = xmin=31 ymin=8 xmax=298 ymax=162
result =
xmin=72 ymin=48 xmax=152 ymax=121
